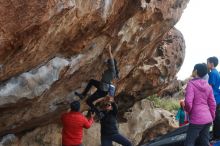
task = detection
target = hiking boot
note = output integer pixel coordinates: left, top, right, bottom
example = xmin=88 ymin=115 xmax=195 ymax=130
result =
xmin=75 ymin=92 xmax=84 ymax=100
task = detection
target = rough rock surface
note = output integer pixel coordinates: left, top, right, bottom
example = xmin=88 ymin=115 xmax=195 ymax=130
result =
xmin=0 ymin=0 xmax=189 ymax=145
xmin=158 ymin=79 xmax=184 ymax=98
xmin=0 ymin=99 xmax=177 ymax=146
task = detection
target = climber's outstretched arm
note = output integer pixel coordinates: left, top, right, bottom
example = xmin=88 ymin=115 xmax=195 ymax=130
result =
xmin=107 ymin=44 xmax=114 ymax=59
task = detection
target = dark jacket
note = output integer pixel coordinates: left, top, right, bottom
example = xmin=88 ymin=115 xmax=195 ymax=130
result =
xmin=101 ymin=59 xmax=116 ymax=84
xmin=100 ymin=102 xmax=119 ymax=136
xmin=99 ymin=59 xmax=117 ymax=92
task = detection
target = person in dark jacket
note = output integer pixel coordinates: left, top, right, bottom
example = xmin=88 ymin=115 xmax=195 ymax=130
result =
xmin=100 ymin=97 xmax=132 ymax=146
xmin=75 ymin=44 xmax=119 ymax=119
xmin=61 ymin=101 xmax=95 ymax=146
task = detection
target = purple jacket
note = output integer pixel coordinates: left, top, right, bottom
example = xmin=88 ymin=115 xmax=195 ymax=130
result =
xmin=185 ymin=78 xmax=216 ymax=124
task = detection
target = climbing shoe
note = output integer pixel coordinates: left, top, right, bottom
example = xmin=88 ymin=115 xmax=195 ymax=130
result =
xmin=75 ymin=92 xmax=84 ymax=100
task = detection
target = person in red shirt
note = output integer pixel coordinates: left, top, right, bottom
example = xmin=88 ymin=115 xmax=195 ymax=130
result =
xmin=61 ymin=100 xmax=95 ymax=146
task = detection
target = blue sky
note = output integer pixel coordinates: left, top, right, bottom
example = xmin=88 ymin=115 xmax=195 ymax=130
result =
xmin=176 ymin=0 xmax=220 ymax=80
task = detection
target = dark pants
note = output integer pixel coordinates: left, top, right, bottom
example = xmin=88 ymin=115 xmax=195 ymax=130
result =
xmin=82 ymin=79 xmax=100 ymax=96
xmin=83 ymin=79 xmax=108 ymax=115
xmin=185 ymin=123 xmax=211 ymax=146
xmin=213 ymin=104 xmax=220 ymax=139
xmin=101 ymin=134 xmax=132 ymax=146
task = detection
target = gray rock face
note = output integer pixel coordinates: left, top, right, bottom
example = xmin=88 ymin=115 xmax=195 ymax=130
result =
xmin=0 ymin=0 xmax=189 ymax=145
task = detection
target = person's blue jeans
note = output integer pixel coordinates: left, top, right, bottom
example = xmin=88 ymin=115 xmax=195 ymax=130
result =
xmin=101 ymin=134 xmax=132 ymax=146
xmin=184 ymin=123 xmax=211 ymax=146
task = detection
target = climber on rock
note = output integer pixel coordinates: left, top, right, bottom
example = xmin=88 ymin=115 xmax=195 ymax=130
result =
xmin=75 ymin=44 xmax=119 ymax=119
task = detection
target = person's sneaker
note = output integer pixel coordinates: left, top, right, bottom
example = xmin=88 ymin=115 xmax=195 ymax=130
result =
xmin=75 ymin=92 xmax=84 ymax=100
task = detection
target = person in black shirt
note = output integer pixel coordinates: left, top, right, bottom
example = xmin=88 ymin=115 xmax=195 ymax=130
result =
xmin=75 ymin=45 xmax=119 ymax=119
xmin=100 ymin=97 xmax=132 ymax=146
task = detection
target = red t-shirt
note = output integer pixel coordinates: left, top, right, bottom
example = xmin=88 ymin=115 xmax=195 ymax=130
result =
xmin=61 ymin=112 xmax=93 ymax=145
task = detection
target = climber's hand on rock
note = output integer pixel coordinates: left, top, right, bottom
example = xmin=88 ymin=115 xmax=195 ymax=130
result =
xmin=107 ymin=44 xmax=113 ymax=56
xmin=107 ymin=44 xmax=111 ymax=51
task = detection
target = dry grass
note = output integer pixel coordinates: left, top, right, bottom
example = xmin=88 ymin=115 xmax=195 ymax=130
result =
xmin=147 ymin=95 xmax=180 ymax=112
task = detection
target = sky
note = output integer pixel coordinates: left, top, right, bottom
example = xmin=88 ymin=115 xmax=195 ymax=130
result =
xmin=176 ymin=0 xmax=220 ymax=80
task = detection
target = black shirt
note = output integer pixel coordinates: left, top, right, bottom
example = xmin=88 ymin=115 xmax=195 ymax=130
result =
xmin=100 ymin=102 xmax=119 ymax=136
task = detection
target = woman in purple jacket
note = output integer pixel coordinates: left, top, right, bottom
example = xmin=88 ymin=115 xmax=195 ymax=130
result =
xmin=184 ymin=63 xmax=216 ymax=146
